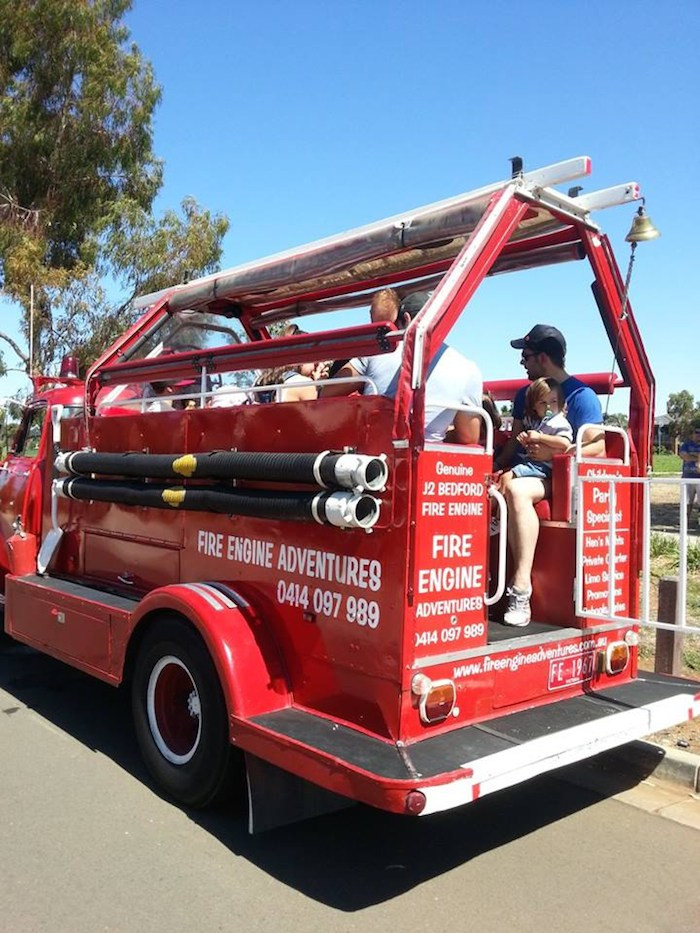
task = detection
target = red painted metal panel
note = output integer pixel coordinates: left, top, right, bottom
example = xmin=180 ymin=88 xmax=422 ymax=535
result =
xmin=579 ymin=228 xmax=654 ymax=619
xmin=5 ymin=576 xmax=128 ymax=683
xmin=409 ymin=449 xmax=490 ymax=656
xmin=60 ymin=395 xmax=410 ymax=737
xmin=413 ymin=623 xmax=636 ymax=728
xmin=83 ymin=534 xmax=180 ymax=590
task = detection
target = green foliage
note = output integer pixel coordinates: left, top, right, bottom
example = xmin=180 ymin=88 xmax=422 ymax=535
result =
xmin=650 ymin=532 xmax=678 ymax=559
xmin=667 ymin=390 xmax=700 ymax=441
xmin=603 ymin=412 xmax=628 ymax=428
xmin=0 ymin=0 xmax=161 ymax=287
xmin=101 ymin=196 xmax=229 ymax=301
xmin=36 ymin=198 xmax=229 ymax=374
xmin=649 ymin=532 xmax=700 ymax=572
xmin=667 ymin=390 xmax=694 ymax=421
xmin=653 ymin=452 xmax=682 ymax=474
xmin=689 ymin=544 xmax=700 ymax=574
xmin=0 ymin=1 xmax=230 ymax=376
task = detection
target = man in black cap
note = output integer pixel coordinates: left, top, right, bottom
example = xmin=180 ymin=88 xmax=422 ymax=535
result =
xmin=323 ymin=290 xmax=482 ymax=444
xmin=497 ymin=324 xmax=604 ymax=626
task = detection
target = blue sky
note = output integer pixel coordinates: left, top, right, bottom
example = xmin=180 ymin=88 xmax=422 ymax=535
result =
xmin=2 ymin=0 xmax=698 ymax=414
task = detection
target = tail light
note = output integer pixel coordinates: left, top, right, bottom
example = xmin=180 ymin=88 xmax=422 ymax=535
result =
xmin=605 ymin=641 xmax=630 ymax=675
xmin=411 ymin=674 xmax=456 ymax=724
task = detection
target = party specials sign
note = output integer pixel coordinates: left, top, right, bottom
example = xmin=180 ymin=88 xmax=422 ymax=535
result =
xmin=578 ymin=462 xmax=632 ymax=618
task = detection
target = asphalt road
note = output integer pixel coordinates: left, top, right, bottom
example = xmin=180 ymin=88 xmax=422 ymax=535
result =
xmin=1 ymin=639 xmax=698 ymax=933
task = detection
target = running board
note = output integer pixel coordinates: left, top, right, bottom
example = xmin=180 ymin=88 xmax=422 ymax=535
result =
xmin=233 ymin=674 xmax=700 ymax=818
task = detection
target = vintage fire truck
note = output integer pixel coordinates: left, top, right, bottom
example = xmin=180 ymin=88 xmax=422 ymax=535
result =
xmin=1 ymin=157 xmax=698 ymax=831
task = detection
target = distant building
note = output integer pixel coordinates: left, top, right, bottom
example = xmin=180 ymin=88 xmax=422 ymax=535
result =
xmin=654 ymin=414 xmax=673 ymax=450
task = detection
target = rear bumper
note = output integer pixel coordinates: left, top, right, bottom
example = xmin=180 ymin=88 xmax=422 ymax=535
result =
xmin=421 ymin=682 xmax=699 ymax=813
xmin=233 ymin=673 xmax=700 ymax=816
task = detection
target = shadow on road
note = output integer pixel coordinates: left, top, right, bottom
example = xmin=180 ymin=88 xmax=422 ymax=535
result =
xmin=651 ymin=502 xmax=700 ymax=537
xmin=0 ymin=638 xmax=660 ymax=911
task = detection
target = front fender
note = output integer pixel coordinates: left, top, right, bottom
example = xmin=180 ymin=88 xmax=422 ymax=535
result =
xmin=125 ymin=582 xmax=290 ymax=720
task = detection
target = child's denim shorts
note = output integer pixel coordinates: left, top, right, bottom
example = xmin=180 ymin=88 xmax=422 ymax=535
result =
xmin=511 ymin=460 xmax=551 ymax=480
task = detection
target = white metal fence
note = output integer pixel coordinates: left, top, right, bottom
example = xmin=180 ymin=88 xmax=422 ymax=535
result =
xmin=575 ymin=474 xmax=700 ymax=633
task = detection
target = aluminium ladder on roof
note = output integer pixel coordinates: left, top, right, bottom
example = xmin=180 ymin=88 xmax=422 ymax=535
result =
xmin=133 ymin=157 xmax=640 ymax=314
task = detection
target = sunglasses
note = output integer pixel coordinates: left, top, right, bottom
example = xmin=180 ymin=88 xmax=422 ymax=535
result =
xmin=520 ymin=350 xmax=539 ymax=362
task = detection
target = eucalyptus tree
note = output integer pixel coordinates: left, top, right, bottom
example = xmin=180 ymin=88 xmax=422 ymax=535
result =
xmin=0 ymin=0 xmax=228 ymax=375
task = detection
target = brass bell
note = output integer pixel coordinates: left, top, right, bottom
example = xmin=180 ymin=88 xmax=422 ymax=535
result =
xmin=625 ymin=203 xmax=660 ymax=242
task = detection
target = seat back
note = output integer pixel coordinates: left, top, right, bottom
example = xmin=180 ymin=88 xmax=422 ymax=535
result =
xmin=605 ymin=429 xmax=627 ymax=461
xmin=533 ymin=454 xmax=573 ymax=523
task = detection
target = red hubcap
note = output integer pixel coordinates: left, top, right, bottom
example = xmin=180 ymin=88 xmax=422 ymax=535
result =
xmin=148 ymin=658 xmax=201 ymax=762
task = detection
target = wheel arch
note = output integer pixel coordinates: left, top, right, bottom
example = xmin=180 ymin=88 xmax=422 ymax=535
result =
xmin=122 ymin=583 xmax=290 ymax=721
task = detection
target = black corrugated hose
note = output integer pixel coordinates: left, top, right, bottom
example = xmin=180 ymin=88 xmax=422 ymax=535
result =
xmin=55 ymin=477 xmax=380 ymax=528
xmin=56 ymin=449 xmax=387 ymax=491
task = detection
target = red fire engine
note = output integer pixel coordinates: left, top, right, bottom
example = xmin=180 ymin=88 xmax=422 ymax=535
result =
xmin=1 ymin=157 xmax=697 ymax=831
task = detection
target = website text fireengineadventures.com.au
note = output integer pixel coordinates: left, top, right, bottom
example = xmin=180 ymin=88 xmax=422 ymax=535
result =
xmin=452 ymin=636 xmax=607 ymax=678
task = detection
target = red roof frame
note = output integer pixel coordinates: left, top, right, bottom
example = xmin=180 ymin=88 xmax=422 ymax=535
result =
xmin=85 ymin=169 xmax=653 ymax=481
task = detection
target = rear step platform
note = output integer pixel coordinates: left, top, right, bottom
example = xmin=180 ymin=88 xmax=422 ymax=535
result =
xmin=487 ymin=619 xmax=573 ymax=644
xmin=237 ymin=673 xmax=700 ymax=815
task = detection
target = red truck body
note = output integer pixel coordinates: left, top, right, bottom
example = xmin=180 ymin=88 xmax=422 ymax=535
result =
xmin=1 ymin=157 xmax=697 ymax=830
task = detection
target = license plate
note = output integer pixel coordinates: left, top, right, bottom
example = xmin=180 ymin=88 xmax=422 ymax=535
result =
xmin=548 ymin=652 xmax=595 ymax=690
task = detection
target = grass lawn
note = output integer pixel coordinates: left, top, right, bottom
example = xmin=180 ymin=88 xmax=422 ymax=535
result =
xmin=653 ymin=451 xmax=681 ymax=474
xmin=639 ymin=535 xmax=700 ymax=677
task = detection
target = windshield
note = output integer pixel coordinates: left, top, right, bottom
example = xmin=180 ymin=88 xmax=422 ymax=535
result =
xmin=124 ymin=310 xmax=247 ymax=363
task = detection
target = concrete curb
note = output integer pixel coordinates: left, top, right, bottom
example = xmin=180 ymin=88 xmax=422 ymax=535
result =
xmin=564 ymin=740 xmax=700 ymax=796
xmin=611 ymin=740 xmax=700 ymax=792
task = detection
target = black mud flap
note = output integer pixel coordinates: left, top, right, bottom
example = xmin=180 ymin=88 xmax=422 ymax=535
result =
xmin=245 ymin=752 xmax=354 ymax=834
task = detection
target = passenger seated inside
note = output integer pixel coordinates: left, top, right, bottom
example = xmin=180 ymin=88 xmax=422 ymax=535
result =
xmin=209 ymin=384 xmax=252 ymax=407
xmin=495 ymin=323 xmax=604 ymax=628
xmin=480 ymin=390 xmax=502 ymax=450
xmin=327 ymin=287 xmax=400 ymax=379
xmin=143 ymin=381 xmax=174 ymax=412
xmin=322 ymin=291 xmax=483 ymax=444
xmin=171 ymin=378 xmax=204 ymax=410
xmin=444 ymin=391 xmax=500 ymax=448
xmin=253 ymin=360 xmax=329 ymax=403
xmin=251 ymin=325 xmax=329 ymax=403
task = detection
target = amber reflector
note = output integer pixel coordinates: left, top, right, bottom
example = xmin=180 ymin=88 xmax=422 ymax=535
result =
xmin=606 ymin=642 xmax=630 ymax=675
xmin=419 ymin=680 xmax=456 ymax=724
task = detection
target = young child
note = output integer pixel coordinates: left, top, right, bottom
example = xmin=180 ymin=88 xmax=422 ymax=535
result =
xmin=499 ymin=377 xmax=572 ymax=487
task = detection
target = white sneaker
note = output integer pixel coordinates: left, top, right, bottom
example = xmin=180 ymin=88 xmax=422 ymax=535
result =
xmin=503 ymin=586 xmax=532 ymax=627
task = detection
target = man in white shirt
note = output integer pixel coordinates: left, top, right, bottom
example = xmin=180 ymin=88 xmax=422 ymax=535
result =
xmin=323 ymin=291 xmax=482 ymax=444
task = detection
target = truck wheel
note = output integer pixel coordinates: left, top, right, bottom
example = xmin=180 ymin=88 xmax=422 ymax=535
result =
xmin=132 ymin=617 xmax=237 ymax=808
